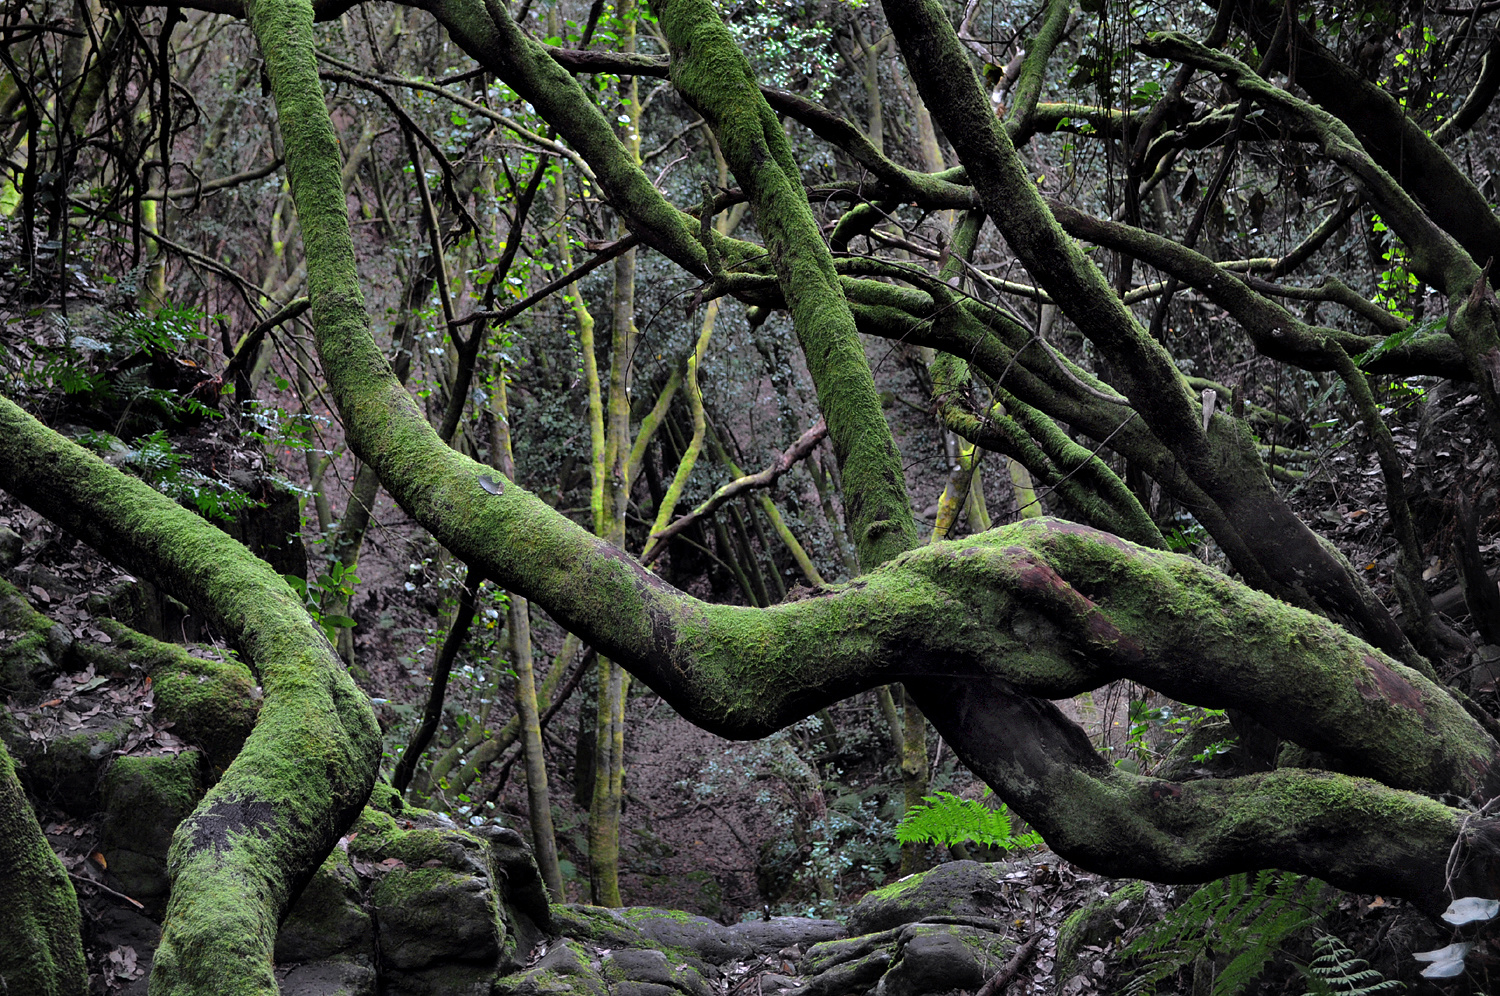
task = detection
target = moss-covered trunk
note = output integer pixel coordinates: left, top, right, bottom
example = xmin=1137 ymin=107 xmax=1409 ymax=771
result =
xmin=0 ymin=737 xmax=87 ymax=996
xmin=0 ymin=393 xmax=380 ymax=996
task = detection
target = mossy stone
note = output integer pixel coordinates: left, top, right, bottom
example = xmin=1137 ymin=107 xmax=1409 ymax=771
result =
xmin=99 ymin=751 xmax=205 ymax=909
xmin=0 ymin=576 xmax=72 ymax=701
xmin=275 ymin=846 xmax=373 ymax=964
xmin=621 ymin=907 xmax=751 ymax=964
xmin=877 ymin=923 xmax=1014 ymax=996
xmin=1054 ymin=880 xmax=1147 ymax=984
xmin=550 ymin=905 xmax=653 ymax=951
xmin=11 ymin=712 xmax=137 ymax=815
xmin=71 ymin=619 xmax=258 ymax=771
xmin=847 ymin=861 xmax=1013 ymax=934
xmin=493 ymin=940 xmax=607 ymax=996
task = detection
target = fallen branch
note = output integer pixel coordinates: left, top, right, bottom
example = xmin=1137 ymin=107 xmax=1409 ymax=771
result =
xmin=975 ymin=931 xmax=1039 ymax=996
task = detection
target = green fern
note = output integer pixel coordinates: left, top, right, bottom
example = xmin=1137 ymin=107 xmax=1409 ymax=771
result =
xmin=1300 ymin=934 xmax=1404 ymax=994
xmin=1122 ymin=871 xmax=1336 ymax=996
xmin=893 ymin=791 xmax=1043 ymax=850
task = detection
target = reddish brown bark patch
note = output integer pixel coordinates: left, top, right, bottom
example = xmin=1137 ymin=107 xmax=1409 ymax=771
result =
xmin=1356 ymin=655 xmax=1427 ymax=713
xmin=1147 ymin=781 xmax=1183 ymax=802
xmin=1005 ymin=548 xmax=1145 ymax=663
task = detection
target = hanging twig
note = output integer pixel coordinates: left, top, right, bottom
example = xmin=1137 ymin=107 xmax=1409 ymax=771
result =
xmin=643 ymin=420 xmax=828 ymax=565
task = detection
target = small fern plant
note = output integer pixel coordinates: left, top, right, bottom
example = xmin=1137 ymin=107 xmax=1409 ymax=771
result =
xmin=1122 ymin=870 xmax=1336 ymax=996
xmin=894 ymin=791 xmax=1043 ymax=851
xmin=1301 ymin=934 xmax=1404 ymax=995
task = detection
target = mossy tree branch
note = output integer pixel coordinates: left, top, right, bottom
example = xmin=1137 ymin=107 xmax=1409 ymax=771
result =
xmin=0 ymin=737 xmax=86 ymax=996
xmin=0 ymin=393 xmax=380 ymax=996
xmin=652 ymin=0 xmax=916 ymax=569
xmin=879 ymin=0 xmax=1421 ymax=667
xmin=236 ymin=0 xmax=1500 ymax=925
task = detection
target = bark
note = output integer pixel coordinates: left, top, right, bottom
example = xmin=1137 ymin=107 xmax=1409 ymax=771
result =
xmin=0 ymin=738 xmax=87 ymax=996
xmin=392 ymin=571 xmax=480 ymax=794
xmin=881 ymin=0 xmax=1423 ymax=669
xmin=510 ymin=592 xmax=565 ymax=900
xmin=654 ymin=0 xmax=918 ymax=570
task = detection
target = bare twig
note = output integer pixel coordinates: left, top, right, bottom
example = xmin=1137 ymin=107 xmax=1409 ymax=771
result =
xmin=643 ymin=420 xmax=828 ymax=565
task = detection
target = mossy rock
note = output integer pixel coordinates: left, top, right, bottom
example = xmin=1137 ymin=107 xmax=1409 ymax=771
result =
xmin=0 ymin=575 xmax=72 ymax=702
xmin=620 ymin=907 xmax=751 ymax=964
xmin=99 ymin=751 xmax=205 ymax=910
xmin=601 ymin=948 xmax=715 ymax=996
xmin=9 ymin=710 xmax=138 ymax=814
xmin=875 ymin=923 xmax=1014 ymax=996
xmin=551 ymin=905 xmax=654 ymax=951
xmin=729 ymin=916 xmax=845 ymax=956
xmin=349 ymin=808 xmax=508 ymax=993
xmin=847 ymin=860 xmax=1014 ymax=935
xmin=275 ymin=845 xmax=374 ymax=964
xmin=72 ymin=619 xmax=258 ymax=770
xmin=474 ymin=822 xmax=554 ymax=956
xmin=367 ymin=780 xmax=404 ymax=815
xmin=493 ymin=940 xmax=607 ymax=996
xmin=1054 ymin=880 xmax=1148 ymax=987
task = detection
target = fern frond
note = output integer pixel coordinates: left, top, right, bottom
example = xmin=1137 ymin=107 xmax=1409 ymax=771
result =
xmin=893 ymin=792 xmax=1042 ymax=850
xmin=1301 ymin=935 xmax=1404 ymax=995
xmin=1122 ymin=872 xmax=1336 ymax=996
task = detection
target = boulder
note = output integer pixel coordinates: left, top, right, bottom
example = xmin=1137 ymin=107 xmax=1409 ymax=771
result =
xmin=349 ymin=808 xmax=507 ymax=996
xmin=0 ymin=525 xmax=21 ymax=570
xmin=846 ymin=860 xmax=1014 ymax=935
xmin=551 ymin=905 xmax=655 ymax=951
xmin=603 ymin=948 xmax=716 ymax=996
xmin=99 ymin=751 xmax=205 ymax=911
xmin=874 ymin=923 xmax=1013 ymax=996
xmin=0 ymin=575 xmax=72 ymax=701
xmin=1054 ymin=880 xmax=1151 ymax=990
xmin=492 ymin=939 xmax=608 ymax=996
xmin=476 ymin=823 xmax=553 ymax=963
xmin=276 ymin=847 xmax=374 ymax=965
xmin=622 ymin=908 xmax=751 ymax=964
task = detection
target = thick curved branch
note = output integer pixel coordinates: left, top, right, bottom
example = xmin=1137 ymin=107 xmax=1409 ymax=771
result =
xmin=914 ymin=677 xmax=1497 ymax=915
xmin=881 ymin=0 xmax=1422 ymax=666
xmin=236 ymin=0 xmax=1500 ymax=914
xmin=653 ymin=0 xmax=917 ymax=568
xmin=0 ymin=395 xmax=380 ymax=995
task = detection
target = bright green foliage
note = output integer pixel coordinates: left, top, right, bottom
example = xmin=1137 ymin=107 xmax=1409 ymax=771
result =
xmin=1300 ymin=934 xmax=1405 ymax=995
xmin=284 ymin=563 xmax=360 ymax=641
xmin=78 ymin=429 xmax=260 ymax=522
xmin=894 ymin=791 xmax=1042 ymax=851
xmin=1123 ymin=871 xmax=1336 ymax=996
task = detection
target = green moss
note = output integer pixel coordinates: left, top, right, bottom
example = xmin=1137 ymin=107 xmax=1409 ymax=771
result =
xmin=70 ymin=621 xmax=262 ymax=771
xmin=367 ymin=780 xmax=404 ymax=815
xmin=0 ymin=738 xmax=87 ymax=996
xmin=99 ymin=752 xmax=205 ymax=906
xmin=1055 ymin=881 xmax=1145 ymax=980
xmin=867 ymin=873 xmax=925 ymax=902
xmin=0 ymin=576 xmax=71 ymax=701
